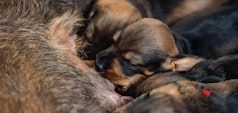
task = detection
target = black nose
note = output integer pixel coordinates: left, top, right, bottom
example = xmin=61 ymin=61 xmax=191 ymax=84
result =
xmin=95 ymin=47 xmax=114 ymax=72
xmin=95 ymin=55 xmax=105 ymax=72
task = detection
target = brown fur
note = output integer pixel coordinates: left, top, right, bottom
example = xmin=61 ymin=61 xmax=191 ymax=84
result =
xmin=133 ymin=72 xmax=186 ymax=97
xmin=95 ymin=18 xmax=203 ymax=95
xmin=116 ymin=79 xmax=238 ymax=113
xmin=114 ymin=90 xmax=188 ymax=113
xmin=0 ymin=0 xmax=132 ymax=113
xmin=83 ymin=0 xmax=142 ymax=59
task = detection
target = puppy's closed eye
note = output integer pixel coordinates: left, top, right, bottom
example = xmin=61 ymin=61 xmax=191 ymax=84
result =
xmin=123 ymin=52 xmax=144 ymax=66
xmin=121 ymin=59 xmax=144 ymax=76
xmin=120 ymin=52 xmax=146 ymax=76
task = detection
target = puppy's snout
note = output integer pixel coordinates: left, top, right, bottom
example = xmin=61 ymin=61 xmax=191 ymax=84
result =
xmin=115 ymin=85 xmax=129 ymax=94
xmin=115 ymin=85 xmax=124 ymax=91
xmin=95 ymin=56 xmax=105 ymax=72
xmin=95 ymin=49 xmax=114 ymax=72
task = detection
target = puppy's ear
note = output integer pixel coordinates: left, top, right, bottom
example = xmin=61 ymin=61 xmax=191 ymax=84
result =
xmin=88 ymin=5 xmax=97 ymax=20
xmin=172 ymin=56 xmax=204 ymax=72
xmin=113 ymin=31 xmax=122 ymax=42
xmin=85 ymin=5 xmax=97 ymax=42
xmin=162 ymin=55 xmax=204 ymax=72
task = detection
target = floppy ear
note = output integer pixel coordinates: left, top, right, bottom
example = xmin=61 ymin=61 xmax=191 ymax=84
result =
xmin=172 ymin=57 xmax=204 ymax=72
xmin=162 ymin=55 xmax=204 ymax=72
xmin=85 ymin=5 xmax=97 ymax=42
xmin=88 ymin=5 xmax=97 ymax=20
xmin=113 ymin=31 xmax=122 ymax=42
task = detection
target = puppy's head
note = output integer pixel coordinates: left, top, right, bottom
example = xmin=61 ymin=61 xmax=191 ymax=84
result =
xmin=95 ymin=18 xmax=201 ymax=95
xmin=84 ymin=0 xmax=142 ymax=59
xmin=96 ymin=18 xmax=206 ymax=95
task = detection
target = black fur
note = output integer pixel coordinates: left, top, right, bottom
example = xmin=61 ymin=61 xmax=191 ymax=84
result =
xmin=172 ymin=6 xmax=238 ymax=59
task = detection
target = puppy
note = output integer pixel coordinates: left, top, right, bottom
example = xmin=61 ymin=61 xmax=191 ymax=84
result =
xmin=130 ymin=54 xmax=238 ymax=97
xmin=95 ymin=18 xmax=206 ymax=95
xmin=116 ymin=79 xmax=238 ymax=113
xmin=83 ymin=0 xmax=142 ymax=59
xmin=128 ymin=0 xmax=236 ymax=26
xmin=172 ymin=6 xmax=238 ymax=59
xmin=114 ymin=90 xmax=188 ymax=113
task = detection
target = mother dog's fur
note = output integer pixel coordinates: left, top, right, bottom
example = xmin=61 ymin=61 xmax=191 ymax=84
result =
xmin=0 ymin=0 xmax=132 ymax=113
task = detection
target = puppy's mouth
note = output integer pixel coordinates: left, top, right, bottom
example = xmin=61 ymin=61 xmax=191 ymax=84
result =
xmin=99 ymin=73 xmax=129 ymax=93
xmin=114 ymin=84 xmax=130 ymax=95
xmin=114 ymin=84 xmax=123 ymax=91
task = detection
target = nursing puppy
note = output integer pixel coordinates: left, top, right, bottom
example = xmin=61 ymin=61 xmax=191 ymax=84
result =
xmin=83 ymin=0 xmax=142 ymax=59
xmin=82 ymin=0 xmax=236 ymax=59
xmin=95 ymin=18 xmax=208 ymax=95
xmin=0 ymin=0 xmax=132 ymax=113
xmin=114 ymin=90 xmax=188 ymax=113
xmin=116 ymin=79 xmax=238 ymax=113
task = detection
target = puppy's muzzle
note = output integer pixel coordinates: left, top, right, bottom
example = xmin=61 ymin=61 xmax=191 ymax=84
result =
xmin=95 ymin=46 xmax=114 ymax=72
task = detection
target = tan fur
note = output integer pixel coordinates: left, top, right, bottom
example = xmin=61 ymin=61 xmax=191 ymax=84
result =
xmin=97 ymin=18 xmax=180 ymax=94
xmin=172 ymin=57 xmax=204 ymax=71
xmin=117 ymin=79 xmax=238 ymax=113
xmin=134 ymin=72 xmax=186 ymax=97
xmin=84 ymin=0 xmax=142 ymax=59
xmin=103 ymin=59 xmax=146 ymax=93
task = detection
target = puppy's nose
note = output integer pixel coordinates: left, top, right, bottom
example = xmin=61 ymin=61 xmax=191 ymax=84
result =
xmin=95 ymin=56 xmax=105 ymax=72
xmin=95 ymin=51 xmax=113 ymax=72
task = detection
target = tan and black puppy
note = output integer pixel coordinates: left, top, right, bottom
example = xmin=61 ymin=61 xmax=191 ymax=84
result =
xmin=83 ymin=0 xmax=142 ymax=59
xmin=95 ymin=18 xmax=205 ymax=95
xmin=128 ymin=54 xmax=238 ymax=97
xmin=116 ymin=79 xmax=238 ymax=113
xmin=114 ymin=90 xmax=188 ymax=113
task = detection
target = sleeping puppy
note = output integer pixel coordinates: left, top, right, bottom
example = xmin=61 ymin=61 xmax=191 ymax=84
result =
xmin=114 ymin=89 xmax=188 ymax=113
xmin=95 ymin=18 xmax=237 ymax=95
xmin=116 ymin=79 xmax=238 ymax=113
xmin=95 ymin=18 xmax=207 ymax=95
xmin=172 ymin=6 xmax=238 ymax=59
xmin=128 ymin=54 xmax=238 ymax=97
xmin=83 ymin=0 xmax=142 ymax=59
xmin=128 ymin=0 xmax=236 ymax=26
